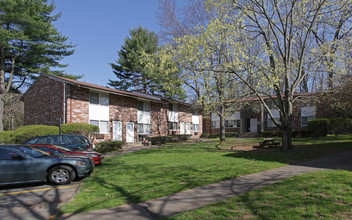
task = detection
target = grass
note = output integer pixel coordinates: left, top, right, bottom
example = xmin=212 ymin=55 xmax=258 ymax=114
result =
xmin=169 ymin=170 xmax=352 ymax=220
xmin=61 ymin=137 xmax=352 ymax=214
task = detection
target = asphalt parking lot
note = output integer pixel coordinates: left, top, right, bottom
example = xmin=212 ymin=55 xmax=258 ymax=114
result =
xmin=0 ymin=181 xmax=81 ymax=220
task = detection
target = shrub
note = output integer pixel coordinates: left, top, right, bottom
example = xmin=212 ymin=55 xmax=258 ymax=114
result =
xmin=149 ymin=134 xmax=192 ymax=145
xmin=260 ymin=131 xmax=277 ymax=137
xmin=308 ymin=118 xmax=330 ymax=137
xmin=292 ymin=130 xmax=311 ymax=138
xmin=329 ymin=118 xmax=352 ymax=137
xmin=0 ymin=131 xmax=14 ymax=144
xmin=200 ymin=132 xmax=238 ymax=139
xmin=10 ymin=125 xmax=59 ymax=144
xmin=61 ymin=123 xmax=99 ymax=136
xmin=95 ymin=141 xmax=124 ymax=154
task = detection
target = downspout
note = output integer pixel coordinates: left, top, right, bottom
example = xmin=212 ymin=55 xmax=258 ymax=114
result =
xmin=63 ymin=82 xmax=66 ymax=124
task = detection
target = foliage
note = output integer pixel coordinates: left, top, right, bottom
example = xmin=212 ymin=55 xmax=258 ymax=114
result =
xmin=95 ymin=141 xmax=124 ymax=154
xmin=61 ymin=123 xmax=99 ymax=137
xmin=0 ymin=130 xmax=14 ymax=144
xmin=329 ymin=118 xmax=352 ymax=137
xmin=9 ymin=125 xmax=59 ymax=144
xmin=308 ymin=118 xmax=330 ymax=137
xmin=0 ymin=0 xmax=76 ymax=131
xmin=317 ymin=78 xmax=352 ymax=118
xmin=200 ymin=132 xmax=238 ymax=138
xmin=139 ymin=48 xmax=186 ymax=100
xmin=149 ymin=134 xmax=192 ymax=145
xmin=167 ymin=0 xmax=352 ymax=150
xmin=61 ymin=139 xmax=352 ymax=213
xmin=2 ymin=92 xmax=23 ymax=131
xmin=109 ymin=26 xmax=157 ymax=92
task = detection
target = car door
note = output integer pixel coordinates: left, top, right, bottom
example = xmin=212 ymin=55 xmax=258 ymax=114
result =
xmin=0 ymin=149 xmax=37 ymax=183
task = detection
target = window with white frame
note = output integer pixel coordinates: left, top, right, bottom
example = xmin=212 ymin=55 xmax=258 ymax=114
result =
xmin=168 ymin=103 xmax=178 ymax=131
xmin=301 ymin=106 xmax=316 ymax=126
xmin=137 ymin=101 xmax=151 ymax=135
xmin=89 ymin=120 xmax=109 ymax=134
xmin=89 ymin=92 xmax=109 ymax=106
xmin=268 ymin=109 xmax=280 ymax=128
xmin=169 ymin=122 xmax=178 ymax=131
xmin=192 ymin=124 xmax=199 ymax=132
xmin=211 ymin=113 xmax=220 ymax=128
xmin=225 ymin=120 xmax=240 ymax=128
xmin=137 ymin=123 xmax=150 ymax=135
xmin=192 ymin=110 xmax=200 ymax=132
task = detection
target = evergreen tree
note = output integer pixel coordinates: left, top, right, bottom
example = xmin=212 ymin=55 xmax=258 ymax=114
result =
xmin=109 ymin=26 xmax=160 ymax=93
xmin=0 ymin=0 xmax=76 ymax=131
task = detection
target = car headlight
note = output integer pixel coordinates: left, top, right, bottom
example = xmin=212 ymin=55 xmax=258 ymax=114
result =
xmin=87 ymin=154 xmax=96 ymax=158
xmin=76 ymin=160 xmax=89 ymax=166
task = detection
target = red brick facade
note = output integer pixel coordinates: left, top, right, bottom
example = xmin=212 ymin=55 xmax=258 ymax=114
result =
xmin=22 ymin=74 xmax=203 ymax=142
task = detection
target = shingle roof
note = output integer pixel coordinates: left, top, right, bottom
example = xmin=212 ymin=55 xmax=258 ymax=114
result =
xmin=22 ymin=73 xmax=163 ymax=102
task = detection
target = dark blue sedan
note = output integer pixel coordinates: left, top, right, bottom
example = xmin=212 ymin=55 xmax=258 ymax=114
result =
xmin=0 ymin=145 xmax=94 ymax=186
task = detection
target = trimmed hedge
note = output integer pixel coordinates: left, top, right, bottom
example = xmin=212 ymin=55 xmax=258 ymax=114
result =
xmin=0 ymin=131 xmax=14 ymax=144
xmin=95 ymin=141 xmax=125 ymax=154
xmin=329 ymin=118 xmax=352 ymax=137
xmin=308 ymin=118 xmax=330 ymax=137
xmin=149 ymin=134 xmax=192 ymax=145
xmin=200 ymin=132 xmax=238 ymax=138
xmin=61 ymin=123 xmax=99 ymax=136
xmin=10 ymin=125 xmax=59 ymax=144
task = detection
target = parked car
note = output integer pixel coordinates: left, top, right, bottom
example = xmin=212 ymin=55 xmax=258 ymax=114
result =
xmin=30 ymin=144 xmax=103 ymax=165
xmin=24 ymin=134 xmax=94 ymax=151
xmin=0 ymin=145 xmax=94 ymax=186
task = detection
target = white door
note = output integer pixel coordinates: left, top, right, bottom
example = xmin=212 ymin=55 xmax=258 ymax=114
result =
xmin=180 ymin=122 xmax=185 ymax=134
xmin=250 ymin=118 xmax=257 ymax=133
xmin=186 ymin=123 xmax=191 ymax=134
xmin=126 ymin=122 xmax=134 ymax=142
xmin=113 ymin=121 xmax=122 ymax=141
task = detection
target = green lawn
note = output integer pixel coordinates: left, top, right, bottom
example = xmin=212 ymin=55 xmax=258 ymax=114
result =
xmin=61 ymin=137 xmax=352 ymax=214
xmin=169 ymin=170 xmax=352 ymax=220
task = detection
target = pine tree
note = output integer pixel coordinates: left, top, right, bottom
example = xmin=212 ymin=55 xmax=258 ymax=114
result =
xmin=0 ymin=0 xmax=76 ymax=131
xmin=109 ymin=26 xmax=159 ymax=93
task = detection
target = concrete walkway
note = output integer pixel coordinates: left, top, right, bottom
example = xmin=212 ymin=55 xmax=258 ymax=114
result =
xmin=57 ymin=149 xmax=352 ymax=220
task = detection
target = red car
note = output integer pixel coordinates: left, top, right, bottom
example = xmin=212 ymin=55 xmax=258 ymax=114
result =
xmin=30 ymin=144 xmax=103 ymax=165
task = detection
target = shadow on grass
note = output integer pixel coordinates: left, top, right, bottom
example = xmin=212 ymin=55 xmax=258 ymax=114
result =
xmin=223 ymin=142 xmax=352 ymax=168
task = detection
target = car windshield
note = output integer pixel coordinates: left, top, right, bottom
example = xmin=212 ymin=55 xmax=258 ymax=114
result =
xmin=16 ymin=146 xmax=49 ymax=158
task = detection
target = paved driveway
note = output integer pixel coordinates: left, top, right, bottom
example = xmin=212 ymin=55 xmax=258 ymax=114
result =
xmin=0 ymin=181 xmax=81 ymax=220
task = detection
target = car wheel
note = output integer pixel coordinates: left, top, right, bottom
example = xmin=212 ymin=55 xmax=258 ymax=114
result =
xmin=48 ymin=165 xmax=76 ymax=185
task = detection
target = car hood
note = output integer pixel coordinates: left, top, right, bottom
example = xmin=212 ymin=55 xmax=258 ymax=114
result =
xmin=55 ymin=154 xmax=90 ymax=160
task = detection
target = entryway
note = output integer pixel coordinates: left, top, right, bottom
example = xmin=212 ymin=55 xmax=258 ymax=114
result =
xmin=113 ymin=121 xmax=122 ymax=141
xmin=126 ymin=122 xmax=134 ymax=142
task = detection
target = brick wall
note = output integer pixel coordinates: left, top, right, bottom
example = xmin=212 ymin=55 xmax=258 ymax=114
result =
xmin=66 ymin=86 xmax=89 ymax=124
xmin=23 ymin=75 xmax=64 ymax=126
xmin=109 ymin=94 xmax=138 ymax=141
xmin=151 ymin=102 xmax=169 ymax=137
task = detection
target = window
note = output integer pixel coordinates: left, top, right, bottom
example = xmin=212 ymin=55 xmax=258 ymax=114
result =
xmin=0 ymin=149 xmax=20 ymax=160
xmin=169 ymin=122 xmax=178 ymax=131
xmin=89 ymin=92 xmax=109 ymax=106
xmin=192 ymin=124 xmax=199 ymax=132
xmin=225 ymin=120 xmax=240 ymax=128
xmin=301 ymin=106 xmax=316 ymax=126
xmin=211 ymin=120 xmax=220 ymax=128
xmin=268 ymin=118 xmax=280 ymax=127
xmin=90 ymin=120 xmax=109 ymax=134
xmin=138 ymin=123 xmax=150 ymax=135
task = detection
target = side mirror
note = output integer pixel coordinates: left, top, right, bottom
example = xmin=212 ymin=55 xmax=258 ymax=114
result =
xmin=12 ymin=155 xmax=25 ymax=160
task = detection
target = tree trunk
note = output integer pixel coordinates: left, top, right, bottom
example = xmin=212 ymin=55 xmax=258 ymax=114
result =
xmin=219 ymin=105 xmax=226 ymax=141
xmin=281 ymin=98 xmax=294 ymax=151
xmin=0 ymin=45 xmax=5 ymax=131
xmin=0 ymin=95 xmax=4 ymax=131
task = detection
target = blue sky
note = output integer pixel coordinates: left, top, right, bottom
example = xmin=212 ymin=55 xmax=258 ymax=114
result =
xmin=53 ymin=0 xmax=163 ymax=86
